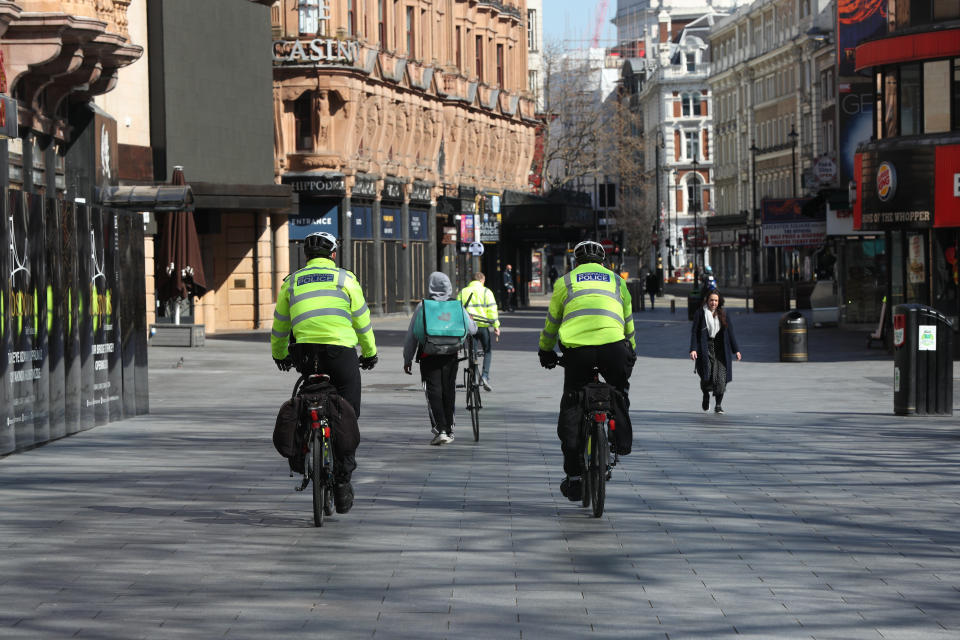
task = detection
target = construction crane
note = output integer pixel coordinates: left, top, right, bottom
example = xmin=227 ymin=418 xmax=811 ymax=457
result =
xmin=591 ymin=0 xmax=609 ymax=48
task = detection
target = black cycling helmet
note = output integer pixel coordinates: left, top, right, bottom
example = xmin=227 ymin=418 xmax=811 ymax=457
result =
xmin=304 ymin=231 xmax=338 ymax=258
xmin=573 ymin=240 xmax=605 ymax=264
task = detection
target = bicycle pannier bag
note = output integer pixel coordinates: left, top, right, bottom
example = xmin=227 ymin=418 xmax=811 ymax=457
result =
xmin=413 ymin=299 xmax=468 ymax=356
xmin=581 ymin=383 xmax=633 ymax=456
xmin=273 ymin=396 xmax=303 ymax=458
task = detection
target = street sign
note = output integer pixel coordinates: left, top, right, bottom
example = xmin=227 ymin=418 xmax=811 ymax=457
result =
xmin=468 ymin=241 xmax=485 ymax=256
xmin=600 ymin=238 xmax=615 ymax=251
xmin=814 ymin=156 xmax=837 ymax=184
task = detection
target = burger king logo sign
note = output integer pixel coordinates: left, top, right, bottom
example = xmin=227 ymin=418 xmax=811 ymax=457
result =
xmin=877 ymin=161 xmax=897 ymax=202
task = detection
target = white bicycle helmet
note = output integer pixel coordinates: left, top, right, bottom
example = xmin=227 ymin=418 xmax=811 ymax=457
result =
xmin=573 ymin=240 xmax=605 ymax=264
xmin=304 ymin=231 xmax=338 ymax=258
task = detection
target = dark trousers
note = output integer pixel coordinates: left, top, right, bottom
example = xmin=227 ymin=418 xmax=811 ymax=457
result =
xmin=557 ymin=341 xmax=635 ymax=476
xmin=475 ymin=326 xmax=492 ymax=379
xmin=291 ymin=343 xmax=362 ymax=417
xmin=420 ymin=353 xmax=459 ymax=434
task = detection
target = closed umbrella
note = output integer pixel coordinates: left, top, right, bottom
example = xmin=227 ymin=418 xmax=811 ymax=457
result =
xmin=155 ymin=166 xmax=207 ymax=324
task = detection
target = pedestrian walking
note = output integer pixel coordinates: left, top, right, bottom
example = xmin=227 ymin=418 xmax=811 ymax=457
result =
xmin=548 ymin=265 xmax=559 ymax=292
xmin=403 ymin=272 xmax=477 ymax=445
xmin=689 ymin=290 xmax=741 ymax=414
xmin=645 ymin=270 xmax=658 ymax=310
xmin=502 ymin=264 xmax=516 ymax=312
xmin=457 ymin=272 xmax=500 ymax=390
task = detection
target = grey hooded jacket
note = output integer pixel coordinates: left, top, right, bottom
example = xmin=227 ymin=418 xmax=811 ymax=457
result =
xmin=403 ymin=271 xmax=477 ymax=365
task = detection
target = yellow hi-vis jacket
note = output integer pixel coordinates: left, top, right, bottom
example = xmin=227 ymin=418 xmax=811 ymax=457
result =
xmin=457 ymin=280 xmax=500 ymax=329
xmin=271 ymin=257 xmax=377 ymax=360
xmin=539 ymin=263 xmax=635 ymax=351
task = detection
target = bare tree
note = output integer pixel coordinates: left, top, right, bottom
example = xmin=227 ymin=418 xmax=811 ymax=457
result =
xmin=538 ymin=43 xmax=612 ymax=193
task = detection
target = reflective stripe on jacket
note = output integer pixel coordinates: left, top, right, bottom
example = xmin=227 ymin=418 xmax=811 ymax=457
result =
xmin=270 ymin=257 xmax=377 ymax=359
xmin=539 ymin=263 xmax=635 ymax=351
xmin=457 ymin=281 xmax=500 ymax=329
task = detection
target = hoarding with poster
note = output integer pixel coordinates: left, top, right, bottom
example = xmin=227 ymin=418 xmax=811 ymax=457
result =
xmin=761 ymin=198 xmax=826 ymax=247
xmin=459 ymin=213 xmax=475 ymax=244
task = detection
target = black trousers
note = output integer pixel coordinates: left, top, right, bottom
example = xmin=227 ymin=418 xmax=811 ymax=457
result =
xmin=557 ymin=341 xmax=635 ymax=476
xmin=291 ymin=343 xmax=362 ymax=417
xmin=419 ymin=353 xmax=459 ymax=434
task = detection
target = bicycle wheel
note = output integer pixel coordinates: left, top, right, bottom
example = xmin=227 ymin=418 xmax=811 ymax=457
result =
xmin=590 ymin=423 xmax=608 ymax=518
xmin=470 ymin=383 xmax=480 ymax=441
xmin=311 ymin=431 xmax=325 ymax=527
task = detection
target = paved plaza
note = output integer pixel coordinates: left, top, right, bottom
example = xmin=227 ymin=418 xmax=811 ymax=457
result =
xmin=1 ymin=297 xmax=959 ymax=639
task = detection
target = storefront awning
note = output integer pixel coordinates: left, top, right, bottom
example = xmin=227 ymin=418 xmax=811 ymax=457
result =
xmin=99 ymin=185 xmax=194 ymax=211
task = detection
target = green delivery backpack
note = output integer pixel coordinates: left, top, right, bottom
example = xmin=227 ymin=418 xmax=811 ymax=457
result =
xmin=413 ymin=299 xmax=468 ymax=356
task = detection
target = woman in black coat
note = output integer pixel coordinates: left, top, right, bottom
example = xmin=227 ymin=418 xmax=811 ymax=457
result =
xmin=689 ymin=290 xmax=741 ymax=413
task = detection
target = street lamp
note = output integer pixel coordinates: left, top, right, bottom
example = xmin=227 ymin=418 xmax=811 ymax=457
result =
xmin=691 ymin=156 xmax=700 ymax=280
xmin=788 ymin=124 xmax=799 ymax=198
xmin=656 ymin=130 xmax=667 ymax=274
xmin=672 ymin=167 xmax=679 ymax=279
xmin=750 ymin=139 xmax=760 ymax=285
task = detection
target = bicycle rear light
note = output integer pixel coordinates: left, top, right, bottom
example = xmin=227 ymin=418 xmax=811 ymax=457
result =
xmin=593 ymin=412 xmax=605 ymax=423
xmin=609 ymin=420 xmax=616 ymax=430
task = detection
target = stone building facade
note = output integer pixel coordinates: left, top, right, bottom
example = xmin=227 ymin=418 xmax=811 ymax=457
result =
xmin=270 ymin=0 xmax=537 ymax=310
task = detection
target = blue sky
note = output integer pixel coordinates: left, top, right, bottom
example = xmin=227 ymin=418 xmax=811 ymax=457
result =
xmin=541 ymin=0 xmax=619 ymax=48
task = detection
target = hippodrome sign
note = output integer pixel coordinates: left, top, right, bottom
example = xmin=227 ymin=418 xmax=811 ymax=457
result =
xmin=273 ymin=38 xmax=361 ymax=65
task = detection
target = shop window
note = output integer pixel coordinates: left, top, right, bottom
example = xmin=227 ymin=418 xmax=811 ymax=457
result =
xmin=294 ymin=93 xmax=313 ymax=152
xmin=900 ymin=63 xmax=922 ymax=136
xmin=934 ymin=0 xmax=960 ymax=19
xmin=884 ymin=68 xmax=898 ymax=139
xmin=954 ymin=59 xmax=960 ymax=131
xmin=924 ymin=60 xmax=951 ymax=133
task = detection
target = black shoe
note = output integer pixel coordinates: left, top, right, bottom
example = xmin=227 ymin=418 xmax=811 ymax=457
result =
xmin=714 ymin=406 xmax=724 ymax=414
xmin=560 ymin=476 xmax=582 ymax=502
xmin=334 ymin=482 xmax=354 ymax=513
xmin=702 ymin=393 xmax=710 ymax=411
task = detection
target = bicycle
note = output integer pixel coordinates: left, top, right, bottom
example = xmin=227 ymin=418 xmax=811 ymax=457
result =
xmin=558 ymin=359 xmax=619 ymax=518
xmin=460 ymin=334 xmax=483 ymax=441
xmin=291 ymin=372 xmax=336 ymax=527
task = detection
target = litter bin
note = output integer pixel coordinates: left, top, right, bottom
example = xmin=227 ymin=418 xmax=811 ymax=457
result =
xmin=687 ymin=288 xmax=701 ymax=321
xmin=779 ymin=311 xmax=807 ymax=362
xmin=627 ymin=279 xmax=643 ymax=312
xmin=893 ymin=304 xmax=953 ymax=415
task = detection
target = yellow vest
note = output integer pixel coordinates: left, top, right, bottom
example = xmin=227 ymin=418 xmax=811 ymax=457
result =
xmin=539 ymin=263 xmax=635 ymax=350
xmin=271 ymin=257 xmax=377 ymax=359
xmin=457 ymin=281 xmax=499 ymax=328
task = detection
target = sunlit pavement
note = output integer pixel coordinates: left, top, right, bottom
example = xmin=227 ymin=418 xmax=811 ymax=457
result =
xmin=1 ymin=302 xmax=958 ymax=639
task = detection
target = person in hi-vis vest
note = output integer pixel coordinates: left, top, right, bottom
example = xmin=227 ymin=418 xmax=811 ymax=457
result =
xmin=457 ymin=272 xmax=500 ymax=390
xmin=271 ymin=231 xmax=378 ymax=514
xmin=538 ymin=240 xmax=637 ymax=503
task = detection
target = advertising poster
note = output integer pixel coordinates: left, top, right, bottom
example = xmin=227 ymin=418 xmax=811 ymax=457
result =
xmin=381 ymin=207 xmax=399 ymax=239
xmin=76 ymin=204 xmax=95 ymax=431
xmin=836 ymin=1 xmax=886 ymax=187
xmin=0 ymin=192 xmax=9 ymax=454
xmin=45 ymin=197 xmax=65 ymax=440
xmin=27 ymin=194 xmax=49 ymax=445
xmin=908 ymin=233 xmax=925 ymax=284
xmin=350 ymin=205 xmax=373 ymax=239
xmin=87 ymin=207 xmax=115 ymax=426
xmin=61 ymin=200 xmax=82 ymax=433
xmin=7 ymin=191 xmax=40 ymax=448
xmin=409 ymin=208 xmax=428 ymax=241
xmin=761 ymin=198 xmax=826 ymax=247
xmin=459 ymin=213 xmax=475 ymax=244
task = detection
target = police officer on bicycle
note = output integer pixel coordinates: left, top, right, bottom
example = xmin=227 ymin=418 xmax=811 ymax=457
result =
xmin=537 ymin=240 xmax=636 ymax=502
xmin=271 ymin=231 xmax=378 ymax=513
xmin=457 ymin=272 xmax=500 ymax=390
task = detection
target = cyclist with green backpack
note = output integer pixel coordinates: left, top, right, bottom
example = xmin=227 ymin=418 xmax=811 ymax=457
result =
xmin=403 ymin=272 xmax=477 ymax=445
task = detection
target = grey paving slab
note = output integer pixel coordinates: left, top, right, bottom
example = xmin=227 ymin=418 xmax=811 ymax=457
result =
xmin=1 ymin=304 xmax=959 ymax=638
